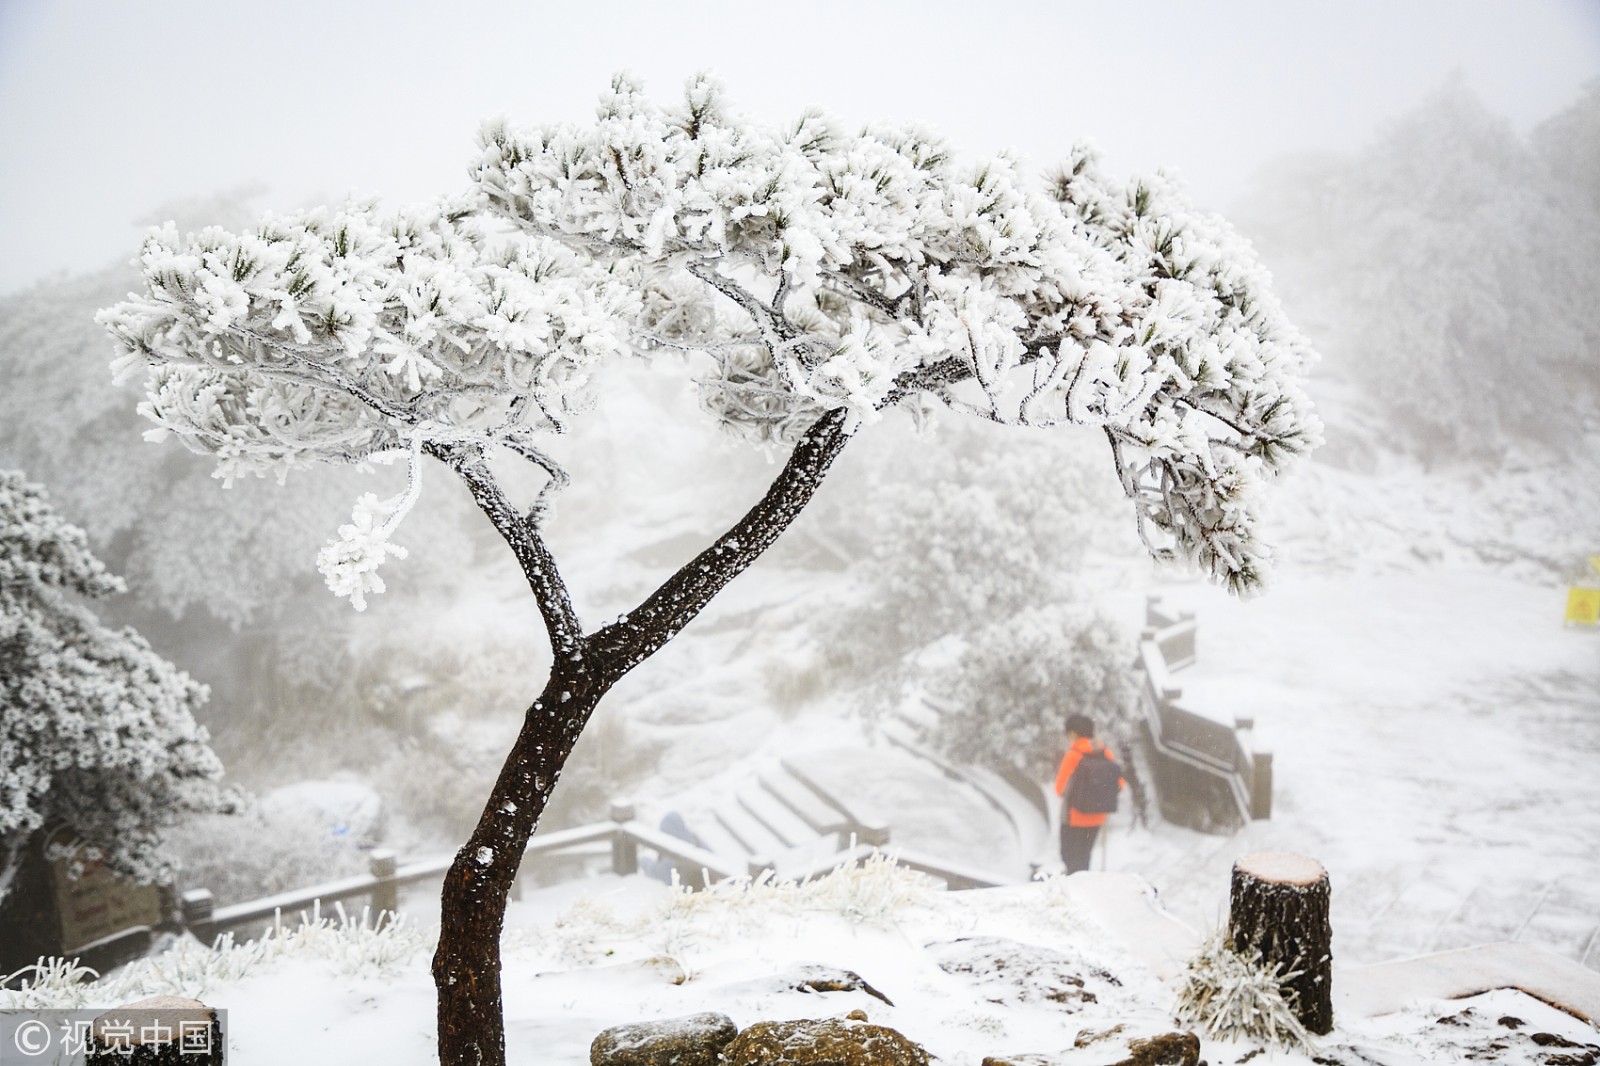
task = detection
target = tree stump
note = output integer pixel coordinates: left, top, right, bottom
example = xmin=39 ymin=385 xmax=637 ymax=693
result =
xmin=1228 ymin=852 xmax=1333 ymax=1035
xmin=88 ymin=996 xmax=222 ymax=1065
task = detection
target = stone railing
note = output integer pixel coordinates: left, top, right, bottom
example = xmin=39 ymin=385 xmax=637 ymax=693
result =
xmin=1139 ymin=595 xmax=1272 ymax=831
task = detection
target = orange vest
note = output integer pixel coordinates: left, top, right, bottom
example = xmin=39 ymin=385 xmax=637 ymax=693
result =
xmin=1053 ymin=737 xmax=1124 ymax=828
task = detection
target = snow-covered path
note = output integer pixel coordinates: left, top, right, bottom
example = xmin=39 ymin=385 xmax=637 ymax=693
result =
xmin=1114 ymin=567 xmax=1600 ymax=970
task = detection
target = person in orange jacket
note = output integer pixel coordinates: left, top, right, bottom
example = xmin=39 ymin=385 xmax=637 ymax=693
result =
xmin=1053 ymin=713 xmax=1124 ymax=874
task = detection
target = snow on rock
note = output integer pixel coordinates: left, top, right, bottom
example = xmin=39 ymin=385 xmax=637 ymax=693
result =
xmin=1338 ymin=987 xmax=1600 ymax=1066
xmin=722 ymin=1016 xmax=929 ymax=1066
xmin=714 ymin=964 xmax=895 ymax=1006
xmin=926 ymin=936 xmax=1121 ymax=1011
xmin=590 ymin=1011 xmax=737 ymax=1066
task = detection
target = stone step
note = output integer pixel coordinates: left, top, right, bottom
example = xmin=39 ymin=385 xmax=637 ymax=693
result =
xmin=1365 ymin=881 xmax=1471 ymax=958
xmin=1429 ymin=881 xmax=1530 ymax=953
xmin=758 ymin=770 xmax=851 ymax=835
xmin=957 ymin=763 xmax=1051 ymax=864
xmin=889 ymin=700 xmax=942 ymax=741
xmin=689 ymin=816 xmax=751 ymax=865
xmin=1354 ymin=875 xmax=1600 ymax=974
xmin=737 ymin=786 xmax=821 ymax=849
xmin=1519 ymin=905 xmax=1600 ymax=964
xmin=714 ymin=800 xmax=785 ymax=863
xmin=780 ymin=756 xmax=888 ymax=843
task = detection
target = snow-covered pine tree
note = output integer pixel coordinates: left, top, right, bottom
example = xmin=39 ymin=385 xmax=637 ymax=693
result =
xmin=1246 ymin=81 xmax=1599 ymax=463
xmin=99 ymin=75 xmax=1321 ymax=1066
xmin=0 ymin=470 xmax=230 ymax=912
xmin=932 ymin=604 xmax=1139 ymax=781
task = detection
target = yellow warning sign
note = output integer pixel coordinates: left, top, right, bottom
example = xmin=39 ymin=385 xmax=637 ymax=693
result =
xmin=1567 ymin=586 xmax=1600 ymax=625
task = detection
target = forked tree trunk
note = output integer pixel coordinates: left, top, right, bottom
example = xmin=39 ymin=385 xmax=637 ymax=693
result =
xmin=431 ymin=409 xmax=851 ymax=1066
xmin=1228 ymin=851 xmax=1333 ymax=1035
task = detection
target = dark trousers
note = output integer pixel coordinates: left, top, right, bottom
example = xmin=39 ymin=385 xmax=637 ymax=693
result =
xmin=1060 ymin=824 xmax=1100 ymax=874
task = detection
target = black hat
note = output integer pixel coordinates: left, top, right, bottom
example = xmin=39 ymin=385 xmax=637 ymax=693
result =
xmin=1065 ymin=713 xmax=1095 ymax=738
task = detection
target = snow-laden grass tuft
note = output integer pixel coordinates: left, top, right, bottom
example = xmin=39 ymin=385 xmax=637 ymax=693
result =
xmin=1172 ymin=928 xmax=1313 ymax=1052
xmin=1 ymin=904 xmax=430 ymax=1009
xmin=1 ymin=957 xmax=103 ymax=1010
xmin=665 ymin=850 xmax=937 ymax=927
xmin=505 ymin=852 xmax=939 ymax=967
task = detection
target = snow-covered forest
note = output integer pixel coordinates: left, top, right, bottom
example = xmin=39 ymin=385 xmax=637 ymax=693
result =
xmin=1 ymin=4 xmax=1597 ymax=1064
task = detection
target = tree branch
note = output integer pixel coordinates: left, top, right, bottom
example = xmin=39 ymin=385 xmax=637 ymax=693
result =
xmin=587 ymin=407 xmax=851 ymax=679
xmin=498 ymin=434 xmax=571 ymax=522
xmin=229 ymin=328 xmax=423 ymax=425
xmin=687 ymin=260 xmax=806 ymax=355
xmin=428 ymin=442 xmax=584 ymax=653
xmin=822 ymin=267 xmax=905 ymax=317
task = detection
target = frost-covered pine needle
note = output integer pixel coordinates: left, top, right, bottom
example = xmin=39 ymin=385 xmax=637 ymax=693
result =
xmin=1173 ymin=928 xmax=1313 ymax=1052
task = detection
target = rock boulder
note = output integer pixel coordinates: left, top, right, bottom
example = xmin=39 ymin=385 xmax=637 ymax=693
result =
xmin=590 ymin=1011 xmax=738 ymax=1066
xmin=722 ymin=1016 xmax=929 ymax=1066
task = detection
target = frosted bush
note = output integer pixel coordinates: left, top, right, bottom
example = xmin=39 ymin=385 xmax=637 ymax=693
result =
xmin=103 ymin=76 xmax=1320 ymax=607
xmin=1173 ymin=928 xmax=1313 ymax=1051
xmin=168 ymin=804 xmax=369 ymax=905
xmin=0 ymin=957 xmax=102 ymax=1010
xmin=0 ymin=906 xmax=430 ymax=1010
xmin=931 ymin=603 xmax=1139 ymax=778
xmin=664 ymin=849 xmax=936 ymax=928
xmin=0 ymin=470 xmax=233 ymax=906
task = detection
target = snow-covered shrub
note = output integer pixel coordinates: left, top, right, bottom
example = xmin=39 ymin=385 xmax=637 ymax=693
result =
xmin=665 ymin=850 xmax=936 ymax=929
xmin=167 ymin=804 xmax=368 ymax=905
xmin=0 ymin=905 xmax=430 ymax=1010
xmin=826 ymin=424 xmax=1111 ymax=679
xmin=0 ymin=956 xmax=101 ymax=1010
xmin=0 ymin=470 xmax=233 ymax=906
xmin=929 ymin=604 xmax=1139 ymax=778
xmin=1173 ymin=928 xmax=1312 ymax=1051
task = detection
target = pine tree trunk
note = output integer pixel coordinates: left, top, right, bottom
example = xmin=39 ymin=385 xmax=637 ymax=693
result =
xmin=1227 ymin=851 xmax=1333 ymax=1035
xmin=432 ymin=664 xmax=610 ymax=1066
xmin=429 ymin=408 xmax=851 ymax=1066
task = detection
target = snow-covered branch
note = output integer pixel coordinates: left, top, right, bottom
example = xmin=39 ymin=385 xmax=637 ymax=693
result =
xmin=426 ymin=442 xmax=583 ymax=653
xmin=103 ymin=73 xmax=1320 ymax=612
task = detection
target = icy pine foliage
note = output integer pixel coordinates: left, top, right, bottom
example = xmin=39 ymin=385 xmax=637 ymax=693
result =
xmin=101 ymin=74 xmax=1319 ymax=603
xmin=0 ymin=470 xmax=232 ymax=903
xmin=1172 ymin=928 xmax=1313 ymax=1051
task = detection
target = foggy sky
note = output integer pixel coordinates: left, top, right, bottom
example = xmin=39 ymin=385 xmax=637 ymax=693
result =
xmin=1 ymin=0 xmax=1596 ymax=297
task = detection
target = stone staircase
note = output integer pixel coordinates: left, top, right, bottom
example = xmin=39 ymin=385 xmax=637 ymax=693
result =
xmin=650 ymin=736 xmax=1045 ymax=886
xmin=673 ymin=758 xmax=884 ymax=880
xmin=881 ymin=698 xmax=1055 ymax=864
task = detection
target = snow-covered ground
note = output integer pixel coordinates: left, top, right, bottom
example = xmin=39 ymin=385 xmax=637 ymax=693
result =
xmin=14 ymin=861 xmax=1598 ymax=1065
xmin=1114 ymin=564 xmax=1600 ymax=968
xmin=14 ymin=366 xmax=1599 ymax=1063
